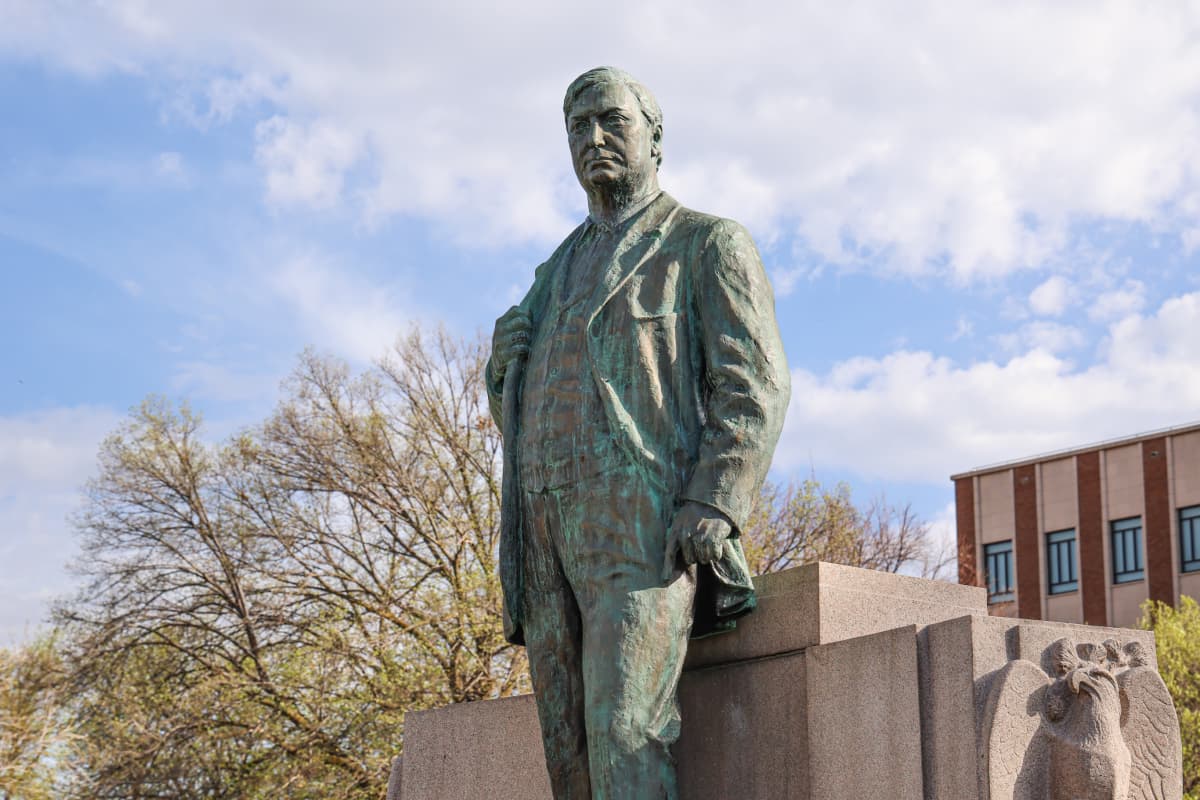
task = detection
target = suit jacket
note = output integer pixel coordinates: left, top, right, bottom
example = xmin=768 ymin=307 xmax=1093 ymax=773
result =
xmin=487 ymin=192 xmax=791 ymax=645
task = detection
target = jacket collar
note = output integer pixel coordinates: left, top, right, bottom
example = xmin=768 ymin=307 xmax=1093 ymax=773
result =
xmin=588 ymin=191 xmax=680 ymax=317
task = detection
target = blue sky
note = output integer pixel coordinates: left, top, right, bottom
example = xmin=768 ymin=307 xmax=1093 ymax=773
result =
xmin=4 ymin=0 xmax=1200 ymax=642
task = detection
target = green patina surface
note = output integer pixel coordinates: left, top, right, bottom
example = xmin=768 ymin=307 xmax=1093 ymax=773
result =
xmin=487 ymin=67 xmax=789 ymax=799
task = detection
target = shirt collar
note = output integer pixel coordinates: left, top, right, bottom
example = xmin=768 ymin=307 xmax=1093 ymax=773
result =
xmin=585 ymin=190 xmax=662 ymax=234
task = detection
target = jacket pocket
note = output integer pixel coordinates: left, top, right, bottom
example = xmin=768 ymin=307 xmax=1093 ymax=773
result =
xmin=626 ymin=259 xmax=682 ymax=318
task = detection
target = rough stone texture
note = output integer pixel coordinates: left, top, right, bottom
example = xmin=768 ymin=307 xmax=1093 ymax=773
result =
xmin=396 ymin=565 xmax=1181 ymax=800
xmin=685 ymin=562 xmax=985 ymax=670
xmin=386 ymin=757 xmax=403 ymax=800
xmin=921 ymin=614 xmax=1175 ymax=800
xmin=401 ymin=616 xmax=926 ymax=800
xmin=1013 ymin=620 xmax=1156 ymax=670
xmin=806 ymin=625 xmax=923 ymax=799
xmin=676 ymin=651 xmax=809 ymax=799
xmin=400 ymin=652 xmax=819 ymax=800
xmin=985 ymin=637 xmax=1181 ymax=800
xmin=401 ymin=696 xmax=549 ymax=800
xmin=920 ymin=616 xmax=987 ymax=800
xmin=400 ymin=563 xmax=959 ymax=799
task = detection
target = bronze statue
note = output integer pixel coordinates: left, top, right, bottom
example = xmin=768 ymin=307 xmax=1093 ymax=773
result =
xmin=487 ymin=66 xmax=790 ymax=799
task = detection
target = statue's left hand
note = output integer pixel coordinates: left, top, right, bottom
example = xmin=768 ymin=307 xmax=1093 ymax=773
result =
xmin=662 ymin=502 xmax=733 ymax=581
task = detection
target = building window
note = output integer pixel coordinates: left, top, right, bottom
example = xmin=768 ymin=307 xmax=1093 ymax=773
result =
xmin=1046 ymin=529 xmax=1078 ymax=594
xmin=1181 ymin=506 xmax=1200 ymax=574
xmin=984 ymin=540 xmax=1015 ymax=603
xmin=1111 ymin=517 xmax=1144 ymax=584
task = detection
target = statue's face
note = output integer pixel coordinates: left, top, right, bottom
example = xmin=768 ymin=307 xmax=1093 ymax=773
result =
xmin=566 ymin=82 xmax=660 ymax=197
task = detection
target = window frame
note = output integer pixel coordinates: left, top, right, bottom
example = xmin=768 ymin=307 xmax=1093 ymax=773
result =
xmin=1181 ymin=505 xmax=1200 ymax=574
xmin=1111 ymin=516 xmax=1145 ymax=585
xmin=1046 ymin=528 xmax=1078 ymax=595
xmin=984 ymin=539 xmax=1015 ymax=603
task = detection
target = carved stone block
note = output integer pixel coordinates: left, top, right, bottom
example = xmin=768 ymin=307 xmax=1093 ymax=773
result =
xmin=921 ymin=614 xmax=1181 ymax=800
xmin=984 ymin=638 xmax=1181 ymax=800
xmin=395 ymin=566 xmax=1184 ymax=800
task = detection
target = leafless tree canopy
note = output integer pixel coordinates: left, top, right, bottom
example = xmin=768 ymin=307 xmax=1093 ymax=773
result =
xmin=742 ymin=478 xmax=953 ymax=580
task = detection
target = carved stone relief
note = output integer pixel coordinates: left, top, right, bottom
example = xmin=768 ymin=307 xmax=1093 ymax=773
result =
xmin=982 ymin=638 xmax=1181 ymax=800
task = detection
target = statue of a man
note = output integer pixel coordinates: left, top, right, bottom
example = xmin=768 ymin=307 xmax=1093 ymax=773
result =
xmin=487 ymin=66 xmax=790 ymax=799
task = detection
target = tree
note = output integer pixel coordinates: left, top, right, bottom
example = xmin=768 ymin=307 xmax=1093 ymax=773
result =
xmin=1140 ymin=596 xmax=1200 ymax=799
xmin=0 ymin=635 xmax=71 ymax=800
xmin=56 ymin=328 xmax=524 ymax=799
xmin=741 ymin=477 xmax=952 ymax=579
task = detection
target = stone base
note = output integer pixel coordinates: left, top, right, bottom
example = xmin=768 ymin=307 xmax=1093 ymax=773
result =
xmin=391 ymin=563 xmax=1181 ymax=800
xmin=920 ymin=614 xmax=1162 ymax=800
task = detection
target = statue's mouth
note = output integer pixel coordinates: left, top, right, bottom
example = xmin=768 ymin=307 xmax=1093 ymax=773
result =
xmin=586 ymin=151 xmax=621 ymax=166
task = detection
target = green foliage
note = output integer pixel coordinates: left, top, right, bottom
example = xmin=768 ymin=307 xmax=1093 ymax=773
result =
xmin=0 ymin=634 xmax=71 ymax=800
xmin=1140 ymin=596 xmax=1200 ymax=799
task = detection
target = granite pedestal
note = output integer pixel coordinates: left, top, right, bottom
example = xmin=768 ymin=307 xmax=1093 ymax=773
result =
xmin=389 ymin=562 xmax=1182 ymax=800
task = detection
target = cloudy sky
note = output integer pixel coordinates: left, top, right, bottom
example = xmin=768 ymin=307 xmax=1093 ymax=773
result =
xmin=4 ymin=0 xmax=1200 ymax=643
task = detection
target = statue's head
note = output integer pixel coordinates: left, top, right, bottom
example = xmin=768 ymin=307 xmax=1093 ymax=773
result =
xmin=562 ymin=67 xmax=663 ymax=200
xmin=1044 ymin=639 xmax=1123 ymax=724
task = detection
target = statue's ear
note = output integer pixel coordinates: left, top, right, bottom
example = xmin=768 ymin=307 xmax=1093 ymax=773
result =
xmin=651 ymin=124 xmax=663 ymax=166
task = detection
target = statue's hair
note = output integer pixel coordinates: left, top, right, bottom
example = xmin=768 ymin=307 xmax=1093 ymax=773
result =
xmin=563 ymin=67 xmax=663 ymax=167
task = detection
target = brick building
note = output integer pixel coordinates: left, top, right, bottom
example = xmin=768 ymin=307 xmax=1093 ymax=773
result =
xmin=953 ymin=421 xmax=1200 ymax=628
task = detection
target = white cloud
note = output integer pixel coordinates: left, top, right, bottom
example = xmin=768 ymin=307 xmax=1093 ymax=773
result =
xmin=0 ymin=407 xmax=121 ymax=643
xmin=1089 ymin=279 xmax=1147 ymax=321
xmin=0 ymin=407 xmax=119 ymax=489
xmin=776 ymin=291 xmax=1200 ymax=483
xmin=167 ymin=72 xmax=284 ymax=129
xmin=270 ymin=254 xmax=409 ymax=362
xmin=770 ymin=266 xmax=813 ymax=299
xmin=1029 ymin=275 xmax=1073 ymax=316
xmin=994 ymin=321 xmax=1086 ymax=355
xmin=255 ymin=117 xmax=363 ymax=209
xmin=6 ymin=1 xmax=1200 ymax=277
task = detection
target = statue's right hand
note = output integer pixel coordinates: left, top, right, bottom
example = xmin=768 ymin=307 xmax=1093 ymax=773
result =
xmin=491 ymin=306 xmax=533 ymax=380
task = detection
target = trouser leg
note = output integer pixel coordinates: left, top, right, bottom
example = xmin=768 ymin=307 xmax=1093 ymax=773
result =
xmin=561 ymin=471 xmax=696 ymax=800
xmin=521 ymin=487 xmax=591 ymax=799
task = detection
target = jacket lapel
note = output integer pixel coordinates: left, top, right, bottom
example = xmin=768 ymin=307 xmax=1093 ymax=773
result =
xmin=527 ymin=223 xmax=587 ymax=328
xmin=587 ymin=192 xmax=681 ymax=326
